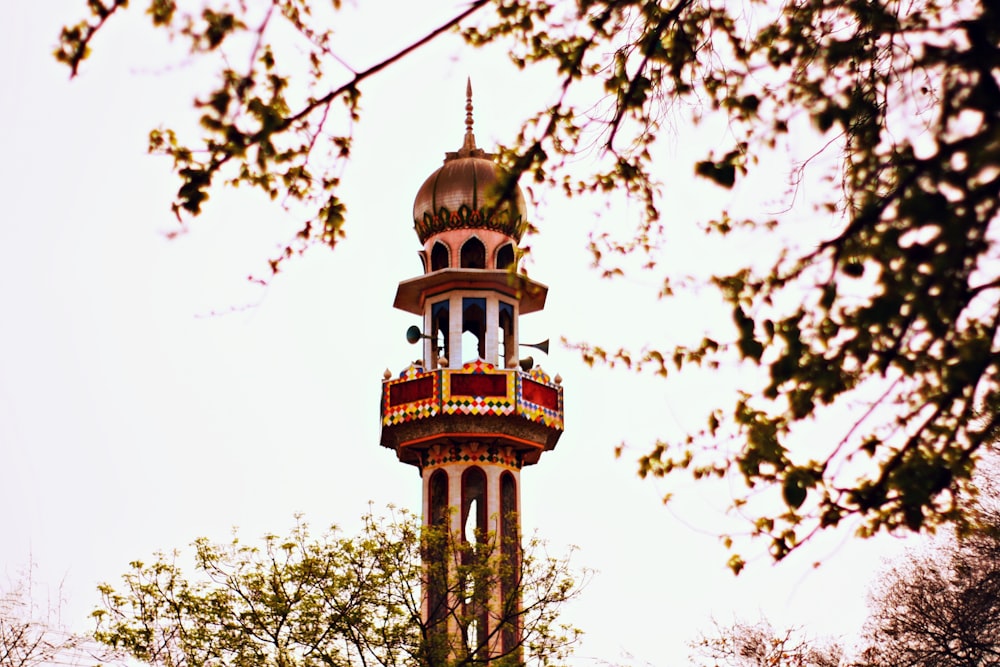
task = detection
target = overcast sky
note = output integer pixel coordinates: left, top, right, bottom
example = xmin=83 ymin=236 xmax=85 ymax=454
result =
xmin=1 ymin=2 xmax=918 ymax=664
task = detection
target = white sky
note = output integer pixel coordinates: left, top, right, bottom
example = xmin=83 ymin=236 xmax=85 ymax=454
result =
xmin=1 ymin=2 xmax=919 ymax=665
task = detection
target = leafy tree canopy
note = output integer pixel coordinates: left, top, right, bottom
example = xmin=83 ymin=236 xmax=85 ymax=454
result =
xmin=91 ymin=509 xmax=581 ymax=667
xmin=57 ymin=0 xmax=1000 ymax=569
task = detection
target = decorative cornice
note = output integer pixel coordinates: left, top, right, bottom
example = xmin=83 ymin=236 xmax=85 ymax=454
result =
xmin=415 ymin=204 xmax=528 ymax=244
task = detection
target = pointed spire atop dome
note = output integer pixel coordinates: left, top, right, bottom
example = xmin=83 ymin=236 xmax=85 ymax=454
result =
xmin=442 ymin=79 xmax=487 ymax=161
xmin=461 ymin=77 xmax=477 ymax=154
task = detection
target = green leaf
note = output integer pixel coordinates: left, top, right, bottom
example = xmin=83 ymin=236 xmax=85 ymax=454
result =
xmin=782 ymin=474 xmax=808 ymax=509
xmin=695 ymin=159 xmax=736 ymax=188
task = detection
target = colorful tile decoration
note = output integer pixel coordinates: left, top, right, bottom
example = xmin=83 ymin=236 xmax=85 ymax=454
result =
xmin=423 ymin=442 xmax=521 ymax=468
xmin=442 ymin=360 xmax=516 ymax=417
xmin=380 ymin=360 xmax=563 ymax=431
xmin=382 ymin=363 xmax=439 ymax=426
xmin=399 ymin=363 xmax=425 ymax=379
xmin=516 ymin=366 xmax=564 ymax=430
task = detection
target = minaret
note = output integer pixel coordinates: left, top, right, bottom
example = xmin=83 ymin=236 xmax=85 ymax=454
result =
xmin=379 ymin=81 xmax=565 ymax=662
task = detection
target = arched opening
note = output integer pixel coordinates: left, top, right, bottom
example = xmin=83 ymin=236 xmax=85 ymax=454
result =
xmin=430 ymin=468 xmax=449 ymax=526
xmin=462 ymin=298 xmax=486 ymax=362
xmin=431 ymin=301 xmax=449 ymax=367
xmin=461 ymin=467 xmax=487 ymax=543
xmin=496 ymin=243 xmax=515 ymax=270
xmin=431 ymin=242 xmax=449 ymax=271
xmin=461 ymin=467 xmax=488 ymax=656
xmin=427 ymin=469 xmax=450 ymax=648
xmin=500 ymin=472 xmax=517 ymax=539
xmin=500 ymin=472 xmax=520 ymax=654
xmin=499 ymin=301 xmax=515 ymax=368
xmin=460 ymin=237 xmax=486 ymax=269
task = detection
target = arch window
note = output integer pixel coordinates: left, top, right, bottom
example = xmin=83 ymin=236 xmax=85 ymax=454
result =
xmin=431 ymin=242 xmax=449 ymax=271
xmin=460 ymin=237 xmax=486 ymax=269
xmin=496 ymin=243 xmax=515 ymax=270
xmin=461 ymin=467 xmax=488 ymax=656
xmin=461 ymin=467 xmax=486 ymax=543
xmin=427 ymin=469 xmax=450 ymax=639
xmin=429 ymin=469 xmax=449 ymax=526
xmin=500 ymin=472 xmax=520 ymax=653
xmin=462 ymin=298 xmax=486 ymax=361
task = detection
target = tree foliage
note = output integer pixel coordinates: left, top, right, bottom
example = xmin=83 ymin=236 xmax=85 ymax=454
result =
xmin=690 ymin=465 xmax=1000 ymax=666
xmin=91 ymin=509 xmax=581 ymax=667
xmin=858 ymin=503 xmax=1000 ymax=666
xmin=57 ymin=0 xmax=1000 ymax=565
xmin=690 ymin=617 xmax=843 ymax=667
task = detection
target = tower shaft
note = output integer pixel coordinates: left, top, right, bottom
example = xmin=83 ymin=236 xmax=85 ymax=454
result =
xmin=379 ymin=84 xmax=565 ymax=663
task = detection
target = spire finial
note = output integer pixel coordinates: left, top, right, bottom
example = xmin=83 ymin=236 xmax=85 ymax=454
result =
xmin=461 ymin=77 xmax=477 ymax=153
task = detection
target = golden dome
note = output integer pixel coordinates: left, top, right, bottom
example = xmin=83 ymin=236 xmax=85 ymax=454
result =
xmin=412 ymin=81 xmax=528 ymax=244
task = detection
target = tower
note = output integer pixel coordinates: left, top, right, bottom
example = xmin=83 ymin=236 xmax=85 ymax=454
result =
xmin=379 ymin=82 xmax=565 ymax=662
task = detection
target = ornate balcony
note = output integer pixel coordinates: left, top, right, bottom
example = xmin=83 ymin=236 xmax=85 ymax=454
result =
xmin=380 ymin=359 xmax=564 ymax=467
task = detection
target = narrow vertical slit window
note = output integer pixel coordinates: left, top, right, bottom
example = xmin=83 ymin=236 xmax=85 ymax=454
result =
xmin=427 ymin=469 xmax=450 ymax=652
xmin=431 ymin=300 xmax=449 ymax=367
xmin=462 ymin=297 xmax=486 ymax=362
xmin=499 ymin=301 xmax=515 ymax=368
xmin=500 ymin=472 xmax=520 ymax=654
xmin=430 ymin=468 xmax=449 ymax=526
xmin=461 ymin=467 xmax=488 ymax=657
xmin=461 ymin=467 xmax=487 ymax=542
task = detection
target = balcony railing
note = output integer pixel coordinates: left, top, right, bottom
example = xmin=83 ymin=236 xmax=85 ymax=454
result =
xmin=381 ymin=359 xmax=564 ymax=431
